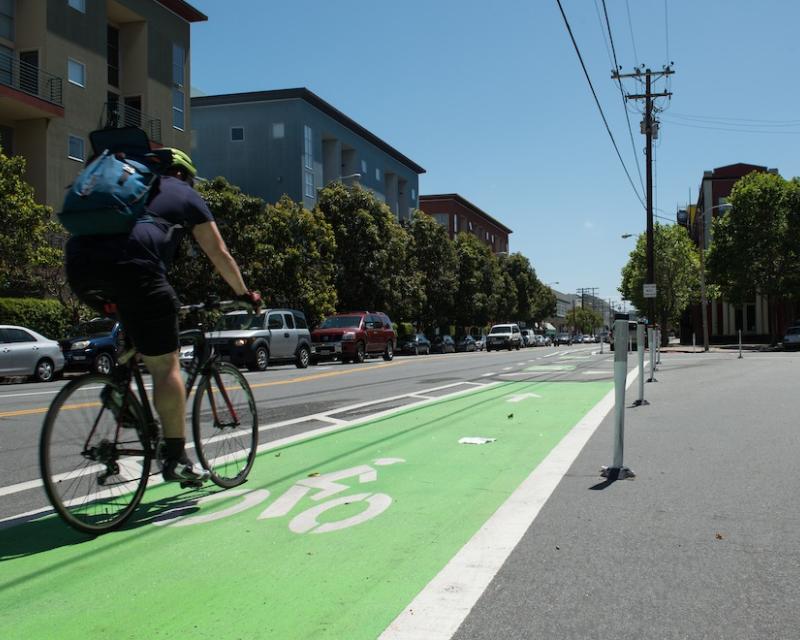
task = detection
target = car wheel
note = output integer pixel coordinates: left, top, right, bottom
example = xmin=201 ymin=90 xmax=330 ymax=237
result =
xmin=354 ymin=342 xmax=366 ymax=364
xmin=295 ymin=345 xmax=310 ymax=369
xmin=248 ymin=346 xmax=269 ymax=371
xmin=93 ymin=352 xmax=114 ymax=375
xmin=414 ymin=345 xmax=420 ymax=356
xmin=383 ymin=341 xmax=394 ymax=361
xmin=516 ymin=343 xmax=521 ymax=351
xmin=33 ymin=358 xmax=55 ymax=383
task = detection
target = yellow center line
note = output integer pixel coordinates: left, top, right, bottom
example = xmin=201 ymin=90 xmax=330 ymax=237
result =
xmin=0 ymin=359 xmax=410 ymax=419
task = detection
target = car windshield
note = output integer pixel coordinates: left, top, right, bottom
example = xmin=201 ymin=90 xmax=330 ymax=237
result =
xmin=490 ymin=326 xmax=512 ymax=334
xmin=73 ymin=320 xmax=115 ymax=336
xmin=215 ymin=312 xmax=264 ymax=331
xmin=786 ymin=327 xmax=800 ymax=335
xmin=319 ymin=316 xmax=362 ymax=329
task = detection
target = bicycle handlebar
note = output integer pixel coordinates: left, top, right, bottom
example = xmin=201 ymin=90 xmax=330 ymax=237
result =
xmin=178 ymin=299 xmax=257 ymax=314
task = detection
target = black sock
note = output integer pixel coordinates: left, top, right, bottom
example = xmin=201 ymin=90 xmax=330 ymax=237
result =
xmin=164 ymin=438 xmax=185 ymax=462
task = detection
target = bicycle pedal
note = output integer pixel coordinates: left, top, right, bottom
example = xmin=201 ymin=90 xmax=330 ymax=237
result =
xmin=179 ymin=479 xmax=204 ymax=489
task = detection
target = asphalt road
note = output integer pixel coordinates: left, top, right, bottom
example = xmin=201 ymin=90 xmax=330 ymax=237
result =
xmin=0 ymin=343 xmax=609 ymax=524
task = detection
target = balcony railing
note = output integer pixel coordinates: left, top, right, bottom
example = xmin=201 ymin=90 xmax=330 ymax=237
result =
xmin=0 ymin=53 xmax=63 ymax=106
xmin=102 ymin=102 xmax=162 ymax=144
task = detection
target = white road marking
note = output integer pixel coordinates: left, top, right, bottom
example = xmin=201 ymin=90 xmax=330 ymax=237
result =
xmin=379 ymin=364 xmax=642 ymax=640
xmin=506 ymin=393 xmax=542 ymax=403
xmin=480 ymin=372 xmax=495 ymax=377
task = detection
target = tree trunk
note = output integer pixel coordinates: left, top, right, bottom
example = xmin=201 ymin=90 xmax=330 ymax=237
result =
xmin=768 ymin=294 xmax=777 ymax=346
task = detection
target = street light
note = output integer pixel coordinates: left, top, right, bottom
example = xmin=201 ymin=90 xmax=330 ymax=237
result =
xmin=621 ymin=233 xmax=634 ymax=239
xmin=694 ymin=202 xmax=733 ymax=352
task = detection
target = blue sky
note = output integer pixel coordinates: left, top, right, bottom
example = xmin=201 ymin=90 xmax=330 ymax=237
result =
xmin=188 ymin=0 xmax=800 ymax=307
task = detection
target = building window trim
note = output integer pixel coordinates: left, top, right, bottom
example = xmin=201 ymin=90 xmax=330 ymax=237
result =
xmin=303 ymin=125 xmax=313 ymax=170
xmin=304 ymin=170 xmax=315 ymax=198
xmin=68 ymin=134 xmax=85 ymax=162
xmin=172 ymin=43 xmax=185 ymax=131
xmin=67 ymin=58 xmax=86 ymax=87
xmin=68 ymin=0 xmax=86 ymax=13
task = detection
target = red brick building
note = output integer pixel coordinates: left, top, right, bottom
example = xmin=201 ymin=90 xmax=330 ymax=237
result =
xmin=418 ymin=194 xmax=511 ymax=254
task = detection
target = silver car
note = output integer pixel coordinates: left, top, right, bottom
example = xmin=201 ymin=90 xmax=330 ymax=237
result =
xmin=0 ymin=325 xmax=65 ymax=382
xmin=782 ymin=325 xmax=800 ymax=351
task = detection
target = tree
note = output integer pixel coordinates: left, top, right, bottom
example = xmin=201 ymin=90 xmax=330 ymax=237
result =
xmin=499 ymin=252 xmax=554 ymax=325
xmin=619 ymin=222 xmax=700 ymax=341
xmin=0 ymin=150 xmax=62 ymax=297
xmin=171 ymin=178 xmax=337 ymax=324
xmin=316 ymin=183 xmax=415 ymax=320
xmin=706 ymin=171 xmax=790 ymax=345
xmin=565 ymin=306 xmax=603 ymax=334
xmin=406 ymin=211 xmax=457 ymax=327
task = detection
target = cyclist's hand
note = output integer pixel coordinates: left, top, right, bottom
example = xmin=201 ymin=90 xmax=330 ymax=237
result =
xmin=239 ymin=290 xmax=262 ymax=311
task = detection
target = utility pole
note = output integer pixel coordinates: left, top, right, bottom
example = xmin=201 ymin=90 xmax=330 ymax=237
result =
xmin=612 ymin=65 xmax=674 ymax=329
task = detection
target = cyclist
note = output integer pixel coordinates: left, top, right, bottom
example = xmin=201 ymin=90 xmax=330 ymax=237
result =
xmin=65 ymin=147 xmax=261 ymax=484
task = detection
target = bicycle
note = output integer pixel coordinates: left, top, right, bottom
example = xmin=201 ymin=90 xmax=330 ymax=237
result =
xmin=39 ymin=300 xmax=259 ymax=535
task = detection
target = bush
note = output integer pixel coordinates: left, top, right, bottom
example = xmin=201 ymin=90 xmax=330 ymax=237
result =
xmin=0 ymin=297 xmax=71 ymax=340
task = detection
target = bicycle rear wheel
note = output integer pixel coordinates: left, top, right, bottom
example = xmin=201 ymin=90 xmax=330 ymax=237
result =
xmin=192 ymin=363 xmax=258 ymax=488
xmin=40 ymin=374 xmax=152 ymax=535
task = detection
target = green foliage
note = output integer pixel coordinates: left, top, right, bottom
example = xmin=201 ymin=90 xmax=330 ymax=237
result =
xmin=498 ymin=252 xmax=554 ymax=325
xmin=0 ymin=297 xmax=71 ymax=339
xmin=453 ymin=233 xmax=514 ymax=326
xmin=619 ymin=223 xmax=700 ymax=331
xmin=565 ymin=306 xmax=603 ymax=334
xmin=317 ymin=183 xmax=414 ymax=319
xmin=171 ymin=178 xmax=337 ymax=325
xmin=0 ymin=149 xmax=63 ymax=297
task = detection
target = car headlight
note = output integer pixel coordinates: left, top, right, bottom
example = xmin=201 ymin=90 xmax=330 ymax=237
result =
xmin=71 ymin=340 xmax=90 ymax=350
xmin=233 ymin=338 xmax=250 ymax=347
xmin=342 ymin=331 xmax=356 ymax=340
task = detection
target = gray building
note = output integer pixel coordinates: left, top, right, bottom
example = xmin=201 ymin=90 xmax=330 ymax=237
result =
xmin=191 ymin=88 xmax=425 ymax=217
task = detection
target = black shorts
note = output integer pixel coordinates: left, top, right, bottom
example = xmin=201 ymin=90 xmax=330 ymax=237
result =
xmin=66 ymin=246 xmax=180 ymax=357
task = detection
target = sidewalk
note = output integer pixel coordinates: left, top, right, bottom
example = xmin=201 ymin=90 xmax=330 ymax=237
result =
xmin=452 ymin=349 xmax=800 ymax=639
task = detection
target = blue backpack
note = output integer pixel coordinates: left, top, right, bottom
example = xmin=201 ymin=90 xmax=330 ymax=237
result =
xmin=59 ymin=150 xmax=158 ymax=236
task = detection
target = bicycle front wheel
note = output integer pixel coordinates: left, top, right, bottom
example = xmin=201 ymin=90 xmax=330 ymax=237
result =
xmin=192 ymin=363 xmax=258 ymax=488
xmin=40 ymin=374 xmax=151 ymax=534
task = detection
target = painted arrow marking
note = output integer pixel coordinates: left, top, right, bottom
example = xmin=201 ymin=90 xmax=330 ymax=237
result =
xmin=506 ymin=393 xmax=542 ymax=403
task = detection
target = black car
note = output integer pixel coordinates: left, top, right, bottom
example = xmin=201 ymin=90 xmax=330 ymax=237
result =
xmin=431 ymin=335 xmax=455 ymax=354
xmin=398 ymin=333 xmax=431 ymax=355
xmin=60 ymin=318 xmax=123 ymax=374
xmin=455 ymin=335 xmax=477 ymax=352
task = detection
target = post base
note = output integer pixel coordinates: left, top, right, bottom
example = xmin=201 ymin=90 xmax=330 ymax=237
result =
xmin=646 ymin=377 xmax=658 ymax=383
xmin=600 ymin=465 xmax=636 ymax=480
xmin=632 ymin=398 xmax=649 ymax=406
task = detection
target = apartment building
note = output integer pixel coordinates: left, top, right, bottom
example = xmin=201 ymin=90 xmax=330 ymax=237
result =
xmin=418 ymin=194 xmax=512 ymax=254
xmin=190 ymin=88 xmax=426 ymax=217
xmin=0 ymin=0 xmax=206 ymax=209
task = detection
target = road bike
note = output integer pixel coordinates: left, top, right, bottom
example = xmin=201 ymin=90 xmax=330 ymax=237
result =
xmin=39 ymin=300 xmax=259 ymax=535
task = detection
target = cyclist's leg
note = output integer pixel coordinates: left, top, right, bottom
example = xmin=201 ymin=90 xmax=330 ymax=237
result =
xmin=141 ymin=351 xmax=184 ymax=439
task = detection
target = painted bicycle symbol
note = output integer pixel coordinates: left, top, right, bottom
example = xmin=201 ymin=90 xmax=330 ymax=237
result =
xmin=153 ymin=457 xmax=405 ymax=533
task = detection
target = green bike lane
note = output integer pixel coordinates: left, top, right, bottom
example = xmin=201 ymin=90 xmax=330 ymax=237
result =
xmin=1 ymin=377 xmax=612 ymax=640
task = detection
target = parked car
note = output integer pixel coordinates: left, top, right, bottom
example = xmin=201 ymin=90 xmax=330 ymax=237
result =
xmin=398 ymin=333 xmax=431 ymax=355
xmin=556 ymin=333 xmax=572 ymax=345
xmin=455 ymin=335 xmax=477 ymax=352
xmin=206 ymin=308 xmax=313 ymax=371
xmin=474 ymin=335 xmax=486 ymax=351
xmin=1 ymin=325 xmax=65 ymax=382
xmin=532 ymin=334 xmax=545 ymax=347
xmin=485 ymin=324 xmax=523 ymax=351
xmin=573 ymin=334 xmax=584 ymax=344
xmin=311 ymin=311 xmax=396 ymax=364
xmin=431 ymin=334 xmax=456 ymax=354
xmin=60 ymin=318 xmax=122 ymax=374
xmin=520 ymin=329 xmax=535 ymax=347
xmin=782 ymin=325 xmax=800 ymax=350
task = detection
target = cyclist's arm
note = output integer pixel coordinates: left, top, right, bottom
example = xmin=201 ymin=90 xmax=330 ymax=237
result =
xmin=192 ymin=221 xmax=248 ymax=296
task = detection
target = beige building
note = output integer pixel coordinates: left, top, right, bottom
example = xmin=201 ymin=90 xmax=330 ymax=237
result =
xmin=0 ymin=0 xmax=206 ymax=209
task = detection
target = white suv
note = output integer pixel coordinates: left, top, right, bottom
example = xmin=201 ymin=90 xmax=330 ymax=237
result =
xmin=485 ymin=324 xmax=523 ymax=351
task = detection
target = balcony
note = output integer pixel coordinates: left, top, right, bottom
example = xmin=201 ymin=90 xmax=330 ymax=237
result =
xmin=0 ymin=54 xmax=64 ymax=119
xmin=102 ymin=102 xmax=162 ymax=144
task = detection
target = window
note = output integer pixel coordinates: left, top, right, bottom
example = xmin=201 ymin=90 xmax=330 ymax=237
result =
xmin=272 ymin=122 xmax=284 ymax=139
xmin=2 ymin=328 xmax=34 ymax=343
xmin=68 ymin=58 xmax=85 ymax=87
xmin=68 ymin=135 xmax=84 ymax=161
xmin=453 ymin=216 xmax=459 ymax=233
xmin=231 ymin=126 xmax=244 ymax=141
xmin=304 ymin=170 xmax=315 ymax=198
xmin=411 ymin=188 xmax=416 ymax=200
xmin=0 ymin=45 xmax=12 ymax=85
xmin=293 ymin=312 xmax=308 ymax=329
xmin=172 ymin=44 xmax=185 ymax=130
xmin=433 ymin=213 xmax=448 ymax=228
xmin=107 ymin=25 xmax=119 ymax=87
xmin=361 ymin=159 xmax=367 ymax=174
xmin=68 ymin=0 xmax=86 ymax=12
xmin=282 ymin=313 xmax=295 ymax=329
xmin=0 ymin=0 xmax=13 ymax=41
xmin=375 ymin=167 xmax=381 ymax=181
xmin=303 ymin=125 xmax=312 ymax=169
xmin=268 ymin=314 xmax=284 ymax=329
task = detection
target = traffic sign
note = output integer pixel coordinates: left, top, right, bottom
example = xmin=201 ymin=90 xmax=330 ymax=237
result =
xmin=643 ymin=283 xmax=657 ymax=298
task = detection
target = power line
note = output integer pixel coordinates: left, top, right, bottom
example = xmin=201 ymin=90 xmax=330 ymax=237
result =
xmin=661 ymin=119 xmax=800 ymax=135
xmin=555 ymin=0 xmax=645 ymax=210
xmin=601 ymin=0 xmax=645 ymax=196
xmin=625 ymin=0 xmax=639 ymax=63
xmin=668 ymin=112 xmax=800 ymax=126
